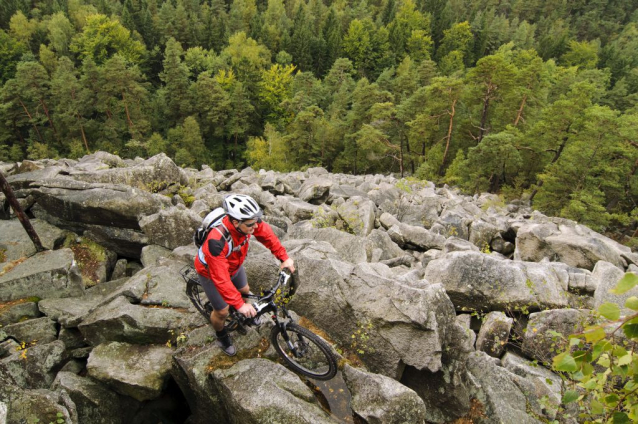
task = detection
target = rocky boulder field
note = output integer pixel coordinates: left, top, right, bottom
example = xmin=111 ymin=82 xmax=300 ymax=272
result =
xmin=1 ymin=152 xmax=637 ymax=424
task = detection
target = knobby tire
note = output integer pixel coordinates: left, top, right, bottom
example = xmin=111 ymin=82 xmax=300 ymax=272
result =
xmin=271 ymin=323 xmax=338 ymax=381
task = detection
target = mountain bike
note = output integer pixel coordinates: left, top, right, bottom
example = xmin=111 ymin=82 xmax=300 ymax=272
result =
xmin=181 ymin=266 xmax=338 ymax=381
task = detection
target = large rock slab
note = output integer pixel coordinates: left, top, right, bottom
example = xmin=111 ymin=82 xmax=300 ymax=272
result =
xmin=286 ymin=222 xmax=368 ymax=263
xmin=0 ymin=219 xmax=69 ymax=262
xmin=342 ymin=365 xmax=427 ymax=424
xmin=335 ymin=196 xmax=376 ymax=237
xmin=0 ymin=340 xmax=66 ymax=389
xmin=423 ymin=251 xmax=573 ymax=311
xmin=297 ymin=176 xmax=332 ymax=204
xmin=70 ymin=153 xmax=185 ymax=189
xmin=211 ymin=358 xmax=340 ymax=424
xmin=52 ymin=372 xmax=122 ymax=424
xmin=2 ymin=317 xmax=57 ymax=344
xmin=387 ymin=223 xmax=446 ymax=251
xmin=78 ymin=296 xmax=195 ymax=345
xmin=32 ymin=182 xmax=171 ymax=230
xmin=514 ymin=222 xmax=630 ymax=270
xmin=592 ymin=261 xmax=633 ymax=310
xmin=0 ymin=301 xmax=40 ymax=326
xmin=0 ymin=385 xmax=75 ymax=424
xmin=139 ymin=206 xmax=201 ymax=250
xmin=290 ymin=255 xmax=457 ymax=379
xmin=502 ymin=352 xmax=562 ymax=420
xmin=87 ymin=342 xmax=173 ymax=402
xmin=475 ymin=311 xmax=512 ymax=358
xmin=466 ymin=352 xmax=544 ymax=423
xmin=522 ymin=309 xmax=591 ymax=364
xmin=0 ymin=248 xmax=84 ymax=301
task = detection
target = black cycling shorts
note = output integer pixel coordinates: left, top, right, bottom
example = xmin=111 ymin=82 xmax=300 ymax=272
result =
xmin=198 ymin=266 xmax=248 ymax=311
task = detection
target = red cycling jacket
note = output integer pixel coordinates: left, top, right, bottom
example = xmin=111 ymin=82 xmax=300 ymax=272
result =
xmin=194 ymin=215 xmax=289 ymax=309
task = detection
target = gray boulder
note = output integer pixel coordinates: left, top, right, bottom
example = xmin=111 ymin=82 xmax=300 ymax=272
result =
xmin=592 ymin=261 xmax=632 ymax=310
xmin=52 ymin=372 xmax=122 ymax=424
xmin=514 ymin=222 xmax=630 ymax=270
xmin=0 ymin=219 xmax=69 ymax=262
xmin=297 ymin=176 xmax=332 ymax=204
xmin=342 ymin=365 xmax=427 ymax=424
xmin=286 ymin=222 xmax=368 ymax=263
xmin=502 ymin=352 xmax=562 ymax=420
xmin=442 ymin=237 xmax=480 ymax=254
xmin=423 ymin=252 xmax=572 ymax=311
xmin=280 ymin=197 xmax=318 ymax=223
xmin=78 ymin=296 xmax=195 ymax=345
xmin=475 ymin=312 xmax=513 ymax=358
xmin=290 ymin=255 xmax=457 ymax=379
xmin=32 ymin=182 xmax=171 ymax=230
xmin=211 ymin=358 xmax=339 ymax=424
xmin=139 ymin=205 xmax=201 ymax=250
xmin=70 ymin=153 xmax=185 ymax=189
xmin=335 ymin=196 xmax=376 ymax=236
xmin=2 ymin=317 xmax=57 ymax=344
xmin=0 ymin=385 xmax=75 ymax=424
xmin=0 ymin=248 xmax=84 ymax=301
xmin=387 ymin=223 xmax=446 ymax=251
xmin=521 ymin=309 xmax=591 ymax=364
xmin=0 ymin=301 xmax=40 ymax=326
xmin=87 ymin=342 xmax=172 ymax=402
xmin=466 ymin=351 xmax=544 ymax=424
xmin=0 ymin=340 xmax=66 ymax=389
xmin=366 ymin=230 xmax=406 ymax=262
xmin=140 ymin=245 xmax=172 ymax=267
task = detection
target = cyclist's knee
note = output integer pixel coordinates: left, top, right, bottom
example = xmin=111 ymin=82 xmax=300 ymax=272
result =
xmin=214 ymin=306 xmax=229 ymax=319
xmin=239 ymin=285 xmax=250 ymax=295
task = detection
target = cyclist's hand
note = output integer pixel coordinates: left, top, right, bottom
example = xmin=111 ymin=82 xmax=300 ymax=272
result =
xmin=281 ymin=258 xmax=295 ymax=273
xmin=237 ymin=303 xmax=257 ymax=318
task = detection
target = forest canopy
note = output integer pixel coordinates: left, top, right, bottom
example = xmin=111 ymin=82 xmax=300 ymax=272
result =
xmin=1 ymin=0 xmax=637 ymax=240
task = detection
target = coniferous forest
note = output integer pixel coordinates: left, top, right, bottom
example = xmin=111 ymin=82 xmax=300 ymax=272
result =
xmin=1 ymin=0 xmax=638 ymax=239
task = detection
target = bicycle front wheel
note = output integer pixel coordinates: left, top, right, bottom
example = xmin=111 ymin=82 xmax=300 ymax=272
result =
xmin=271 ymin=323 xmax=337 ymax=380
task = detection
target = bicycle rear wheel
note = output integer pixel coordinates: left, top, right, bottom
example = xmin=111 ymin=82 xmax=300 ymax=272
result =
xmin=185 ymin=279 xmax=213 ymax=321
xmin=271 ymin=323 xmax=337 ymax=380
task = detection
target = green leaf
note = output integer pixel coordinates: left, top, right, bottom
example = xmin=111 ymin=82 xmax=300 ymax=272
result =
xmin=625 ymin=297 xmax=638 ymax=310
xmin=553 ymin=352 xmax=578 ymax=372
xmin=569 ymin=337 xmax=582 ymax=347
xmin=582 ymin=378 xmax=597 ymax=390
xmin=619 ymin=353 xmax=633 ymax=366
xmin=562 ymin=390 xmax=579 ymax=404
xmin=610 ymin=273 xmax=638 ymax=295
xmin=591 ymin=399 xmax=604 ymax=415
xmin=582 ymin=362 xmax=594 ymax=376
xmin=612 ymin=412 xmax=630 ymax=424
xmin=624 ymin=324 xmax=638 ymax=339
xmin=599 ymin=302 xmax=621 ymax=320
xmin=592 ymin=339 xmax=612 ymax=360
xmin=584 ymin=326 xmax=606 ymax=343
xmin=605 ymin=394 xmax=620 ymax=407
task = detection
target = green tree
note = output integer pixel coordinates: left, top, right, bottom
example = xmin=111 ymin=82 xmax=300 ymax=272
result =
xmin=259 ymin=63 xmax=296 ymax=127
xmin=436 ymin=21 xmax=473 ymax=65
xmin=46 ymin=12 xmax=75 ymax=56
xmin=246 ymin=123 xmax=291 ymax=171
xmin=0 ymin=29 xmax=25 ymax=84
xmin=158 ymin=37 xmax=192 ymax=128
xmin=70 ymin=14 xmax=146 ymax=65
xmin=561 ymin=39 xmax=600 ymax=69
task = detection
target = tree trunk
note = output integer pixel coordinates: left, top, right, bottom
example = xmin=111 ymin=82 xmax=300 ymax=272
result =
xmin=122 ymin=91 xmax=135 ymax=133
xmin=478 ymin=87 xmax=493 ymax=143
xmin=438 ymin=98 xmax=457 ymax=176
xmin=18 ymin=99 xmax=45 ymax=144
xmin=513 ymin=94 xmax=527 ymax=127
xmin=39 ymin=99 xmax=58 ymax=137
xmin=0 ymin=171 xmax=45 ymax=252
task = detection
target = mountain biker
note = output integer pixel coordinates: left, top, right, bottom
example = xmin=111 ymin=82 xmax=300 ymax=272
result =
xmin=194 ymin=193 xmax=295 ymax=356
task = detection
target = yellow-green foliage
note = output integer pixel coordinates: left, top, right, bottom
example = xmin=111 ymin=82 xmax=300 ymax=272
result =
xmin=552 ymin=273 xmax=638 ymax=423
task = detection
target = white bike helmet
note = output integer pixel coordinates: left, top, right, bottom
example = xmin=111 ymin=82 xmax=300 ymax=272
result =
xmin=223 ymin=194 xmax=263 ymax=221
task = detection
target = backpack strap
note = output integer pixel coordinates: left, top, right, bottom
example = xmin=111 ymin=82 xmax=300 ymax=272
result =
xmin=197 ymin=222 xmax=250 ymax=266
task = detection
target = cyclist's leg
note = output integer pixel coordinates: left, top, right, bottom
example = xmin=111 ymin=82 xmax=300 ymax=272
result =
xmin=231 ymin=266 xmax=249 ymax=295
xmin=198 ymin=274 xmax=230 ymax=331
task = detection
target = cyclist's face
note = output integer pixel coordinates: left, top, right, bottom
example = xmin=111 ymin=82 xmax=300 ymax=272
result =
xmin=240 ymin=219 xmax=258 ymax=234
